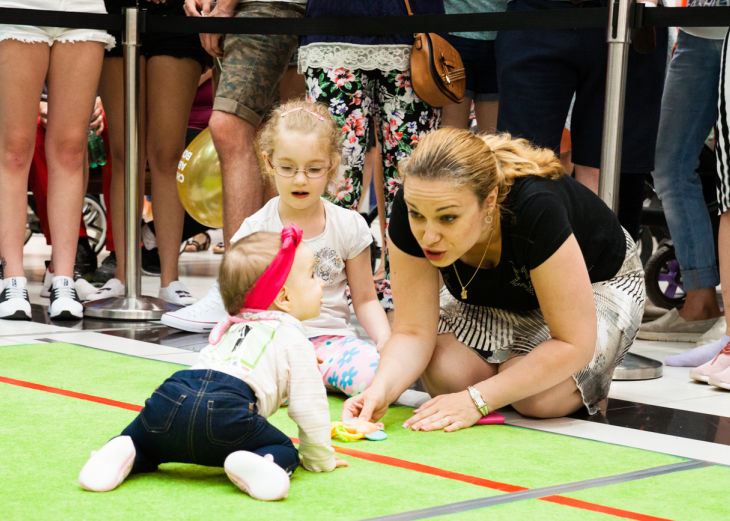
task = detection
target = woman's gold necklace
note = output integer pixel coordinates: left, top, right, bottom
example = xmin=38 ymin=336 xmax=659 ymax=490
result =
xmin=453 ymin=222 xmax=495 ymax=300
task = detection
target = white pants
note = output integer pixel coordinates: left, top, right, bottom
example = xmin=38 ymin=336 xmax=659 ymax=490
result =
xmin=0 ymin=0 xmax=115 ymax=50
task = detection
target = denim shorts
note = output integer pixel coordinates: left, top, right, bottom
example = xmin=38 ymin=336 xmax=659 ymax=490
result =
xmin=445 ymin=34 xmax=498 ymax=102
xmin=0 ymin=0 xmax=115 ymax=50
xmin=496 ymin=0 xmax=668 ymax=172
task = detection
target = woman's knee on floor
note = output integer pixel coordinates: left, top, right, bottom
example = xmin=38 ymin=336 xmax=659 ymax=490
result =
xmin=511 ymin=388 xmax=584 ymax=419
xmin=421 ymin=333 xmax=496 ymax=397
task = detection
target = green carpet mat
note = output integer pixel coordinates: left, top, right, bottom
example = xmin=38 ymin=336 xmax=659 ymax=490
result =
xmin=0 ymin=383 xmax=500 ymax=521
xmin=0 ymin=342 xmax=713 ymax=520
xmin=563 ymin=465 xmax=730 ymax=521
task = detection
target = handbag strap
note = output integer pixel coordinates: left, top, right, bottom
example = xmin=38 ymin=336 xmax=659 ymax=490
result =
xmin=404 ymin=0 xmax=413 ymax=16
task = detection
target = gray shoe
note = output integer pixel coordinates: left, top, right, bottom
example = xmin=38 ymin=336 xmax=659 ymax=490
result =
xmin=637 ymin=308 xmax=720 ymax=342
xmin=696 ymin=316 xmax=727 ymax=346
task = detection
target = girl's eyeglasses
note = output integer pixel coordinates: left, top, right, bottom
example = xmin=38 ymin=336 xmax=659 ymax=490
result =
xmin=267 ymin=157 xmax=330 ymax=178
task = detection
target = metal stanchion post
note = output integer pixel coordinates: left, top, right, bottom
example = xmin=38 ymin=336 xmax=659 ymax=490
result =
xmin=599 ymin=0 xmax=662 ymax=380
xmin=84 ymin=7 xmax=181 ymax=320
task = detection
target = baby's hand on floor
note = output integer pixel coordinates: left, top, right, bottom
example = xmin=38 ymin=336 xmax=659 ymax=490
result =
xmin=335 ymin=456 xmax=349 ymax=469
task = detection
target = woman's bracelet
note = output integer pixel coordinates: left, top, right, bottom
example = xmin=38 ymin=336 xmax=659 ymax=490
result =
xmin=467 ymin=386 xmax=490 ymax=416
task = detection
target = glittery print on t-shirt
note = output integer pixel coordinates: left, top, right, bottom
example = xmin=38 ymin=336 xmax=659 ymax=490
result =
xmin=315 ymin=247 xmax=343 ymax=284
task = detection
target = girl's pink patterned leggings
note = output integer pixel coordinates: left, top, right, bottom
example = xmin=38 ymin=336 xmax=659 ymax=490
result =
xmin=310 ymin=335 xmax=380 ymax=397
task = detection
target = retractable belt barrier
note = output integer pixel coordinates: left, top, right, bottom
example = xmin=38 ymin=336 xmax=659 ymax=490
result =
xmin=2 ymin=5 xmax=730 ymax=35
xmin=1 ymin=0 xmax=724 ymax=392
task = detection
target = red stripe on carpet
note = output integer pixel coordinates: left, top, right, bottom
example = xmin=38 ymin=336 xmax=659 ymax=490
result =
xmin=334 ymin=445 xmax=527 ymax=493
xmin=0 ymin=375 xmax=675 ymax=521
xmin=541 ymin=496 xmax=673 ymax=521
xmin=0 ymin=376 xmax=143 ymax=412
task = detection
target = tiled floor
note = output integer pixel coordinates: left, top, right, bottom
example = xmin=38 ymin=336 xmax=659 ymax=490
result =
xmin=5 ymin=234 xmax=730 ymax=466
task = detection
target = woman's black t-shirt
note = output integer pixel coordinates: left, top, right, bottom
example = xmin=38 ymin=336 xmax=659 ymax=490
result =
xmin=388 ymin=174 xmax=627 ymax=312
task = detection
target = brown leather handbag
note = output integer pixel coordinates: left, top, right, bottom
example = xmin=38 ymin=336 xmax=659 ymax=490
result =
xmin=406 ymin=0 xmax=466 ymax=107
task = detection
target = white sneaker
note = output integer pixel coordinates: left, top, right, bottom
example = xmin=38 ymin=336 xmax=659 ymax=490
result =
xmin=84 ymin=278 xmax=125 ymax=303
xmin=40 ymin=266 xmax=53 ymax=298
xmin=49 ymin=276 xmax=83 ymax=320
xmin=159 ymin=281 xmax=197 ymax=306
xmin=79 ymin=436 xmax=136 ymax=492
xmin=161 ymin=282 xmax=225 ymax=332
xmin=74 ymin=278 xmax=98 ymax=302
xmin=224 ymin=451 xmax=290 ymax=501
xmin=0 ymin=277 xmax=32 ymax=321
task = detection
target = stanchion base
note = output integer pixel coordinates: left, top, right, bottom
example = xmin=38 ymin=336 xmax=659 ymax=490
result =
xmin=83 ymin=296 xmax=181 ymax=321
xmin=612 ymin=352 xmax=663 ymax=381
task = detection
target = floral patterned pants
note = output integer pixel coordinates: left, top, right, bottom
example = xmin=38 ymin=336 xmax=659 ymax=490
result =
xmin=305 ymin=67 xmax=441 ymax=311
xmin=310 ymin=335 xmax=380 ymax=397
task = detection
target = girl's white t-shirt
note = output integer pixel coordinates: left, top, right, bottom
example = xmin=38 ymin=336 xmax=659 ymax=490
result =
xmin=230 ymin=197 xmax=372 ymax=338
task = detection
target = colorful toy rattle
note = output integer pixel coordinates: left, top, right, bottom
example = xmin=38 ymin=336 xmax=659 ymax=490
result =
xmin=331 ymin=419 xmax=388 ymax=442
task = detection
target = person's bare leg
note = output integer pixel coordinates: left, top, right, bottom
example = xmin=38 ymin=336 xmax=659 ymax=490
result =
xmin=98 ymin=56 xmax=147 ymax=282
xmin=719 ymin=212 xmax=730 ymax=335
xmin=420 ymin=333 xmax=498 ymax=396
xmin=439 ymin=97 xmax=472 ymax=130
xmin=279 ymin=66 xmax=305 ymax=101
xmin=45 ymin=41 xmax=105 ymax=278
xmin=574 ymin=164 xmax=599 ymax=194
xmin=0 ymin=41 xmax=49 ymax=278
xmin=560 ymin=148 xmax=574 ymax=175
xmin=497 ymin=355 xmax=584 ymax=418
xmin=146 ymin=56 xmax=202 ymax=287
xmin=678 ymin=288 xmax=722 ymax=321
xmin=474 ymin=100 xmax=498 ymax=135
xmin=208 ymin=111 xmax=261 ymax=247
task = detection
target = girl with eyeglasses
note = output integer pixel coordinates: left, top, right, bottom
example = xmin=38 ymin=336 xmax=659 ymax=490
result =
xmin=170 ymin=100 xmax=391 ymax=397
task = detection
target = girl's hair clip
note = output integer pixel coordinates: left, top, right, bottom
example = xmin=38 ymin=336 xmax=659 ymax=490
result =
xmin=281 ymin=107 xmax=325 ymax=121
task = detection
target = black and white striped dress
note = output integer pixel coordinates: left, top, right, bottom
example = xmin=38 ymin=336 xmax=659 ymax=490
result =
xmin=437 ymin=229 xmax=645 ymax=415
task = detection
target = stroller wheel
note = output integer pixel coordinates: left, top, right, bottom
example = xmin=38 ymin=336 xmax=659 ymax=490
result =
xmin=644 ymin=244 xmax=686 ymax=310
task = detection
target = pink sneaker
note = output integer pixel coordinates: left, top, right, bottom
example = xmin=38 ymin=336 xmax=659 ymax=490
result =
xmin=709 ymin=365 xmax=730 ymax=390
xmin=224 ymin=451 xmax=290 ymax=501
xmin=689 ymin=343 xmax=730 ymax=383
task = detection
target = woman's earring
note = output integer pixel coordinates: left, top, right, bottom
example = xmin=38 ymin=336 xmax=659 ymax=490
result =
xmin=485 ymin=211 xmax=493 ymax=225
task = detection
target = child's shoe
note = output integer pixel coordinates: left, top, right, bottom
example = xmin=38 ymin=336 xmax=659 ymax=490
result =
xmin=224 ymin=451 xmax=290 ymax=501
xmin=79 ymin=436 xmax=136 ymax=492
xmin=689 ymin=343 xmax=730 ymax=383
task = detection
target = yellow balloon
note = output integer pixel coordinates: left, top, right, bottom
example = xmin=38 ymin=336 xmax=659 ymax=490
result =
xmin=176 ymin=128 xmax=223 ymax=229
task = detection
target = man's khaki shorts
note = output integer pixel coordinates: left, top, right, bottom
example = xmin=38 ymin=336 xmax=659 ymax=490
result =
xmin=214 ymin=2 xmax=303 ymax=127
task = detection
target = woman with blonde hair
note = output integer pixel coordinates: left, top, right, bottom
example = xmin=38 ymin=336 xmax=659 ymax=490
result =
xmin=343 ymin=128 xmax=645 ymax=427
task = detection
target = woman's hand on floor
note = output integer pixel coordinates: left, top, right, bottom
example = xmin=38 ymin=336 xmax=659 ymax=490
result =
xmin=403 ymin=391 xmax=482 ymax=433
xmin=342 ymin=385 xmax=389 ymax=423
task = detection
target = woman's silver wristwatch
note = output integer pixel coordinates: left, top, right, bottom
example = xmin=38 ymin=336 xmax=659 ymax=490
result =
xmin=467 ymin=386 xmax=489 ymax=416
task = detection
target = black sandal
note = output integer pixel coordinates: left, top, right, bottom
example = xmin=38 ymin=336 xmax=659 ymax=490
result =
xmin=184 ymin=232 xmax=211 ymax=253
